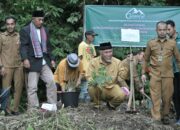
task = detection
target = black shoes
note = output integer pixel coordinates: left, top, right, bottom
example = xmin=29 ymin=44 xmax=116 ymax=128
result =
xmin=5 ymin=110 xmax=12 ymax=116
xmin=106 ymin=102 xmax=116 ymax=110
xmin=161 ymin=116 xmax=170 ymax=125
xmin=11 ymin=111 xmax=20 ymax=115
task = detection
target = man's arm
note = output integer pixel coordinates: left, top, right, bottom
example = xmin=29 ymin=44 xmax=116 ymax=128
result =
xmin=0 ymin=35 xmax=5 ymax=75
xmin=78 ymin=42 xmax=83 ymax=60
xmin=141 ymin=42 xmax=151 ymax=83
xmin=173 ymin=41 xmax=180 ymax=69
xmin=57 ymin=60 xmax=67 ymax=91
xmin=133 ymin=63 xmax=143 ymax=91
xmin=142 ymin=43 xmax=151 ymax=75
xmin=92 ymin=45 xmax=96 ymax=57
xmin=20 ymin=28 xmax=31 ymax=68
xmin=0 ymin=35 xmax=3 ymax=66
xmin=118 ymin=61 xmax=129 ymax=88
xmin=76 ymin=61 xmax=84 ymax=87
xmin=20 ymin=28 xmax=29 ymax=61
xmin=86 ymin=60 xmax=95 ymax=82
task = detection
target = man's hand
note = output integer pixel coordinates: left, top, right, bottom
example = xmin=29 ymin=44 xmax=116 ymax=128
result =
xmin=61 ymin=87 xmax=65 ymax=92
xmin=141 ymin=74 xmax=146 ymax=84
xmin=76 ymin=79 xmax=81 ymax=87
xmin=23 ymin=59 xmax=30 ymax=68
xmin=139 ymin=87 xmax=144 ymax=94
xmin=121 ymin=87 xmax=130 ymax=96
xmin=51 ymin=60 xmax=56 ymax=68
xmin=0 ymin=67 xmax=6 ymax=76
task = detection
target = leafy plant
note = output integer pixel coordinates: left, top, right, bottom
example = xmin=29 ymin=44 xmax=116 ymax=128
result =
xmin=64 ymin=80 xmax=77 ymax=92
xmin=89 ymin=66 xmax=112 ymax=88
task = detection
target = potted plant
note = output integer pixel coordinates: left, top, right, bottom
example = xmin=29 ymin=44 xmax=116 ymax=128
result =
xmin=61 ymin=80 xmax=80 ymax=108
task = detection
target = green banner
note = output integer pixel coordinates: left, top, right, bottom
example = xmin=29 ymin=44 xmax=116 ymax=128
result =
xmin=84 ymin=5 xmax=180 ymax=47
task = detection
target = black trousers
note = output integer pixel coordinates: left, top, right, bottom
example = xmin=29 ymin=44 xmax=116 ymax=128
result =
xmin=173 ymin=72 xmax=180 ymax=120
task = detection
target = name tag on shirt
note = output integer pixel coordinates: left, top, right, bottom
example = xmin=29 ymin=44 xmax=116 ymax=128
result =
xmin=158 ymin=55 xmax=163 ymax=62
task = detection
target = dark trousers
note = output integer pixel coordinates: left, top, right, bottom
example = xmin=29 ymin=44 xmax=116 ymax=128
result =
xmin=173 ymin=72 xmax=180 ymax=120
xmin=56 ymin=83 xmax=62 ymax=101
xmin=0 ymin=88 xmax=10 ymax=110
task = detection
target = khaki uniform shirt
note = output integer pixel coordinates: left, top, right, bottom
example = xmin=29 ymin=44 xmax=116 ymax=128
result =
xmin=0 ymin=31 xmax=22 ymax=68
xmin=54 ymin=58 xmax=84 ymax=89
xmin=87 ymin=56 xmax=128 ymax=88
xmin=143 ymin=38 xmax=180 ymax=78
xmin=122 ymin=55 xmax=143 ymax=89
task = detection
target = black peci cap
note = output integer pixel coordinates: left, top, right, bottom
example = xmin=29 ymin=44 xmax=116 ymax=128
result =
xmin=99 ymin=42 xmax=112 ymax=50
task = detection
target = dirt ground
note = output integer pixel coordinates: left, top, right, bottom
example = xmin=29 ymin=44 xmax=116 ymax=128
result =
xmin=65 ymin=102 xmax=179 ymax=130
xmin=0 ymin=101 xmax=180 ymax=130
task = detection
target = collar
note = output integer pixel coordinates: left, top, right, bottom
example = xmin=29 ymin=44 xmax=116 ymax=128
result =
xmin=155 ymin=37 xmax=167 ymax=43
xmin=4 ymin=31 xmax=18 ymax=36
xmin=85 ymin=40 xmax=91 ymax=45
xmin=99 ymin=56 xmax=111 ymax=65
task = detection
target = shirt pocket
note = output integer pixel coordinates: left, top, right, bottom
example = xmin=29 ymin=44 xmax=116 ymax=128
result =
xmin=164 ymin=47 xmax=173 ymax=57
xmin=151 ymin=46 xmax=160 ymax=56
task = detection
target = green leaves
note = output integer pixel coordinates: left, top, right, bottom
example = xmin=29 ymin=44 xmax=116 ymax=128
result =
xmin=89 ymin=66 xmax=112 ymax=88
xmin=67 ymin=12 xmax=82 ymax=24
xmin=26 ymin=124 xmax=34 ymax=130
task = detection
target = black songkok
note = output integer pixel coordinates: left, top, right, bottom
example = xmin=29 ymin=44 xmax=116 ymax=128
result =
xmin=99 ymin=42 xmax=112 ymax=50
xmin=32 ymin=10 xmax=44 ymax=17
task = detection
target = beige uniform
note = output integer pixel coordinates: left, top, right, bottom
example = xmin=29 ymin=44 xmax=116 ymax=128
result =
xmin=143 ymin=38 xmax=180 ymax=120
xmin=87 ymin=56 xmax=128 ymax=108
xmin=0 ymin=31 xmax=24 ymax=112
xmin=122 ymin=55 xmax=143 ymax=90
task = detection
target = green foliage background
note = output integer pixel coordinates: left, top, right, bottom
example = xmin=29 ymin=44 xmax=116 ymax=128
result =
xmin=0 ymin=0 xmax=179 ymax=111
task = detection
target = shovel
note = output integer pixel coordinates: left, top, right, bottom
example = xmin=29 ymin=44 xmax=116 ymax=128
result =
xmin=0 ymin=87 xmax=10 ymax=98
xmin=126 ymin=51 xmax=137 ymax=114
xmin=140 ymin=91 xmax=152 ymax=109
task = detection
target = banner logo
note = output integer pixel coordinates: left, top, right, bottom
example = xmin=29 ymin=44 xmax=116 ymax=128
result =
xmin=126 ymin=8 xmax=145 ymax=19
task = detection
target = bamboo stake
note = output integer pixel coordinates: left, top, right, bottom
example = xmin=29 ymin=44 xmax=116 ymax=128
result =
xmin=127 ymin=47 xmax=133 ymax=111
xmin=126 ymin=47 xmax=136 ymax=112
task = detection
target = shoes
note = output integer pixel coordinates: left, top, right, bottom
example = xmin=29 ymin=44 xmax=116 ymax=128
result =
xmin=153 ymin=120 xmax=162 ymax=125
xmin=93 ymin=105 xmax=101 ymax=109
xmin=11 ymin=111 xmax=20 ymax=115
xmin=5 ymin=110 xmax=12 ymax=116
xmin=106 ymin=102 xmax=116 ymax=110
xmin=161 ymin=116 xmax=170 ymax=125
xmin=0 ymin=110 xmax=5 ymax=116
xmin=175 ymin=119 xmax=180 ymax=126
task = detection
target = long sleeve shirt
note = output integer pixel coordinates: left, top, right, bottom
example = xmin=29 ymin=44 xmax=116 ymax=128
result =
xmin=86 ymin=56 xmax=128 ymax=88
xmin=54 ymin=58 xmax=84 ymax=90
xmin=122 ymin=55 xmax=143 ymax=90
xmin=143 ymin=38 xmax=180 ymax=78
xmin=0 ymin=31 xmax=22 ymax=68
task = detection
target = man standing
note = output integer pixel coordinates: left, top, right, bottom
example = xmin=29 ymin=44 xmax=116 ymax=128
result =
xmin=78 ymin=30 xmax=97 ymax=102
xmin=87 ymin=42 xmax=129 ymax=110
xmin=166 ymin=20 xmax=180 ymax=125
xmin=141 ymin=21 xmax=180 ymax=124
xmin=20 ymin=10 xmax=57 ymax=109
xmin=0 ymin=16 xmax=24 ymax=115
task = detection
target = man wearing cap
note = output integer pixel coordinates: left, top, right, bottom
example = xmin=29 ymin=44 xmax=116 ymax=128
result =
xmin=20 ymin=10 xmax=57 ymax=109
xmin=78 ymin=30 xmax=97 ymax=102
xmin=86 ymin=42 xmax=129 ymax=110
xmin=0 ymin=16 xmax=24 ymax=115
xmin=54 ymin=53 xmax=84 ymax=92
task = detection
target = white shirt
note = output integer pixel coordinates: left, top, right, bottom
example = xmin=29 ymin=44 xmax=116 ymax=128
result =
xmin=36 ymin=29 xmax=46 ymax=65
